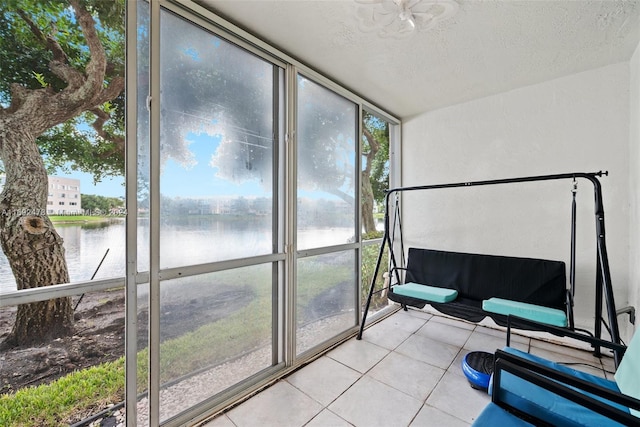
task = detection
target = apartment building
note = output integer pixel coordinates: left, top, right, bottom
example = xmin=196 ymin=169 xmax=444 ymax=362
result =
xmin=47 ymin=176 xmax=82 ymax=215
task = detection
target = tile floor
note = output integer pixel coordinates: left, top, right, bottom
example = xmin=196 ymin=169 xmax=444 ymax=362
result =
xmin=203 ymin=308 xmax=615 ymax=427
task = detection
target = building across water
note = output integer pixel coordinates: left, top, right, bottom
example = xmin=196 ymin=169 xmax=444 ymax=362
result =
xmin=0 ymin=175 xmax=83 ymax=215
xmin=47 ymin=176 xmax=82 ymax=215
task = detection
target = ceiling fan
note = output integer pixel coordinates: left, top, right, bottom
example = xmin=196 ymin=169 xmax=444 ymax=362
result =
xmin=356 ymin=0 xmax=459 ymax=38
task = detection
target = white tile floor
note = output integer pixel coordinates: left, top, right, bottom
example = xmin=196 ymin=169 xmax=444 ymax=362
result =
xmin=204 ymin=308 xmax=615 ymax=427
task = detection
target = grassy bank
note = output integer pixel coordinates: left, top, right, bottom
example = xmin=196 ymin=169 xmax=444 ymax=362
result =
xmin=49 ymin=215 xmax=122 ymax=224
xmin=0 ymin=360 xmax=125 ymax=426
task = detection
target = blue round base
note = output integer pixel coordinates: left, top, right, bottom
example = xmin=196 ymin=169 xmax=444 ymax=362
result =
xmin=462 ymin=351 xmax=494 ymax=391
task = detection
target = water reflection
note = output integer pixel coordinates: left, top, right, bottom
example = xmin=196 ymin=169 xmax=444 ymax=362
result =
xmin=0 ymin=219 xmax=355 ymax=292
xmin=0 ymin=219 xmax=126 ymax=293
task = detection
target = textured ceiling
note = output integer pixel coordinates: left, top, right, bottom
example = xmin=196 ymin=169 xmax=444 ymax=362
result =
xmin=196 ymin=1 xmax=640 ymax=119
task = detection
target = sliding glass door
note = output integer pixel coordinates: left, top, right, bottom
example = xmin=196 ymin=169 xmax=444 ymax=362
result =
xmin=295 ymin=75 xmax=359 ymax=355
xmin=141 ymin=5 xmax=285 ymax=424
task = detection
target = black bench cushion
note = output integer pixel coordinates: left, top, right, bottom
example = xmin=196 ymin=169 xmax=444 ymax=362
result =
xmin=389 ymin=248 xmax=567 ymax=325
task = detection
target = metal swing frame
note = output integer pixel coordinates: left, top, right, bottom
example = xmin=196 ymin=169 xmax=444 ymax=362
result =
xmin=358 ymin=170 xmax=624 ymax=365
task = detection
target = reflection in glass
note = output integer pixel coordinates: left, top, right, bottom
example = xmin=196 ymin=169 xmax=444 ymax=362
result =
xmin=297 ymin=251 xmax=357 ymax=355
xmin=136 ymin=282 xmax=150 ymax=427
xmin=137 ymin=0 xmax=150 ymax=274
xmin=137 ymin=2 xmax=150 ymax=425
xmin=159 ymin=10 xmax=275 ymax=268
xmin=158 ymin=265 xmax=273 ymax=422
xmin=297 ymin=76 xmax=357 ymax=250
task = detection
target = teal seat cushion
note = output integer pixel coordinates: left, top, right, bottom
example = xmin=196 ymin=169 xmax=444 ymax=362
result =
xmin=614 ymin=328 xmax=640 ymax=417
xmin=482 ymin=297 xmax=567 ymax=327
xmin=392 ymin=282 xmax=457 ymax=303
xmin=495 ymin=347 xmax=629 ymax=427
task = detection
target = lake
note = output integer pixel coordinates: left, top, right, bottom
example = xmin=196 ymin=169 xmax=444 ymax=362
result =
xmin=0 ymin=218 xmax=356 ymax=294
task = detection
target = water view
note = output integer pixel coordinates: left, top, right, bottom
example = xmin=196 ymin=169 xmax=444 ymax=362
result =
xmin=0 ymin=218 xmax=356 ymax=293
xmin=0 ymin=219 xmax=126 ymax=293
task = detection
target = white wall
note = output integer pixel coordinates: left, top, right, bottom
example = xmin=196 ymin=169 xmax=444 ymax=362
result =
xmin=630 ymin=41 xmax=640 ymax=338
xmin=402 ymin=63 xmax=631 ymax=334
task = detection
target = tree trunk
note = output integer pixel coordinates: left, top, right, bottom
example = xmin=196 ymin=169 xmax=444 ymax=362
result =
xmin=0 ymin=123 xmax=73 ymax=348
xmin=361 ymin=128 xmax=380 ymax=235
xmin=361 ymin=174 xmax=377 ymax=234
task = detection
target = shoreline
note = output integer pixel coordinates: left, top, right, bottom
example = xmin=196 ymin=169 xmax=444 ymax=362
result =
xmin=49 ymin=215 xmax=125 ymax=224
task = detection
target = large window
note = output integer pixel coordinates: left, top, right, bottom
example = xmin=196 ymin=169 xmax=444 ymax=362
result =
xmin=146 ymin=8 xmax=284 ymax=424
xmin=296 ymin=76 xmax=358 ymax=355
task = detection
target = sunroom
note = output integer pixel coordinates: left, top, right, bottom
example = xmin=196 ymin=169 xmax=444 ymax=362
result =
xmin=1 ymin=0 xmax=639 ymax=426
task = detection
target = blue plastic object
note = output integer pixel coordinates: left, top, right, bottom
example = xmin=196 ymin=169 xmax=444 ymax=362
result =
xmin=462 ymin=351 xmax=494 ymax=391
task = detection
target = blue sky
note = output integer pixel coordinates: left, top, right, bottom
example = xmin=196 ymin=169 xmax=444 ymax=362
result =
xmin=161 ymin=133 xmax=268 ymax=198
xmin=60 ymin=131 xmax=356 ymax=201
xmin=60 ymin=132 xmax=269 ymax=199
xmin=62 ymin=171 xmax=125 ymax=198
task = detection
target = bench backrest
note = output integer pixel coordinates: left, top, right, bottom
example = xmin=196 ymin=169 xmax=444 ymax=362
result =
xmin=404 ymin=248 xmax=567 ymax=310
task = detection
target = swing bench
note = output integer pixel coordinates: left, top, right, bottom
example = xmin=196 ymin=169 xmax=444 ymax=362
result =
xmin=359 ymin=171 xmax=624 ymax=365
xmin=389 ymin=247 xmax=570 ymax=328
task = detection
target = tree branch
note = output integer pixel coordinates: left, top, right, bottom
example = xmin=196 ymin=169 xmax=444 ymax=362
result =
xmin=88 ymin=104 xmax=125 ymax=154
xmin=94 ymin=76 xmax=125 ymax=107
xmin=363 ymin=128 xmax=380 ymax=152
xmin=69 ymin=0 xmax=107 ymax=102
xmin=362 ymin=128 xmax=379 ymax=175
xmin=16 ymin=8 xmax=84 ymax=89
xmin=16 ymin=9 xmax=65 ymax=61
xmin=9 ymin=1 xmax=123 ymax=137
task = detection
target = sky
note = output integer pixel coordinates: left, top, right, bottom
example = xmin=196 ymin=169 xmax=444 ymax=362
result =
xmin=59 ymin=131 xmax=353 ymax=201
xmin=60 ymin=132 xmax=270 ymax=200
xmin=62 ymin=171 xmax=125 ymax=198
xmin=161 ymin=133 xmax=269 ymax=198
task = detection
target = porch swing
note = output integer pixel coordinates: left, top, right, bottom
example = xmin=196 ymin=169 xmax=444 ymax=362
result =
xmin=358 ymin=171 xmax=625 ymax=365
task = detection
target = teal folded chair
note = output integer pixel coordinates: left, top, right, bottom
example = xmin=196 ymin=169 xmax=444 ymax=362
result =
xmin=473 ymin=316 xmax=640 ymax=427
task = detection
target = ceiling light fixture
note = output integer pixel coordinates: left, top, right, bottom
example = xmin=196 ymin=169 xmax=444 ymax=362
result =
xmin=356 ymin=0 xmax=459 ymax=39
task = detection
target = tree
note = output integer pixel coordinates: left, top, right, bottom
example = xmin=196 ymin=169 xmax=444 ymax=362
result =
xmin=0 ymin=0 xmax=124 ymax=347
xmin=361 ymin=111 xmax=390 ymax=235
xmin=81 ymin=194 xmax=124 ymax=214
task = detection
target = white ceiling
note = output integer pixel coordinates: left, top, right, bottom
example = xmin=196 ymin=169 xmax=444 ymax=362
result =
xmin=197 ymin=0 xmax=640 ymax=119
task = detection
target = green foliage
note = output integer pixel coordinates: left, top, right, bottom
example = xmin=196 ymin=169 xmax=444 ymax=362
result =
xmin=363 ymin=111 xmax=390 ymax=206
xmin=31 ymin=71 xmax=48 ymax=88
xmin=362 ymin=230 xmax=383 ymax=240
xmin=361 ymin=241 xmax=389 ymax=312
xmin=81 ymin=193 xmax=124 ymax=213
xmin=1 ymin=0 xmax=125 ymax=177
xmin=0 ymin=2 xmax=64 ymax=101
xmin=39 ymin=121 xmax=125 ymax=181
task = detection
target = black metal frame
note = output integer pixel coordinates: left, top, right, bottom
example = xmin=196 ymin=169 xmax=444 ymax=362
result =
xmin=506 ymin=315 xmax=626 ymax=366
xmin=358 ymin=171 xmax=622 ymax=364
xmin=489 ymin=348 xmax=640 ymax=425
